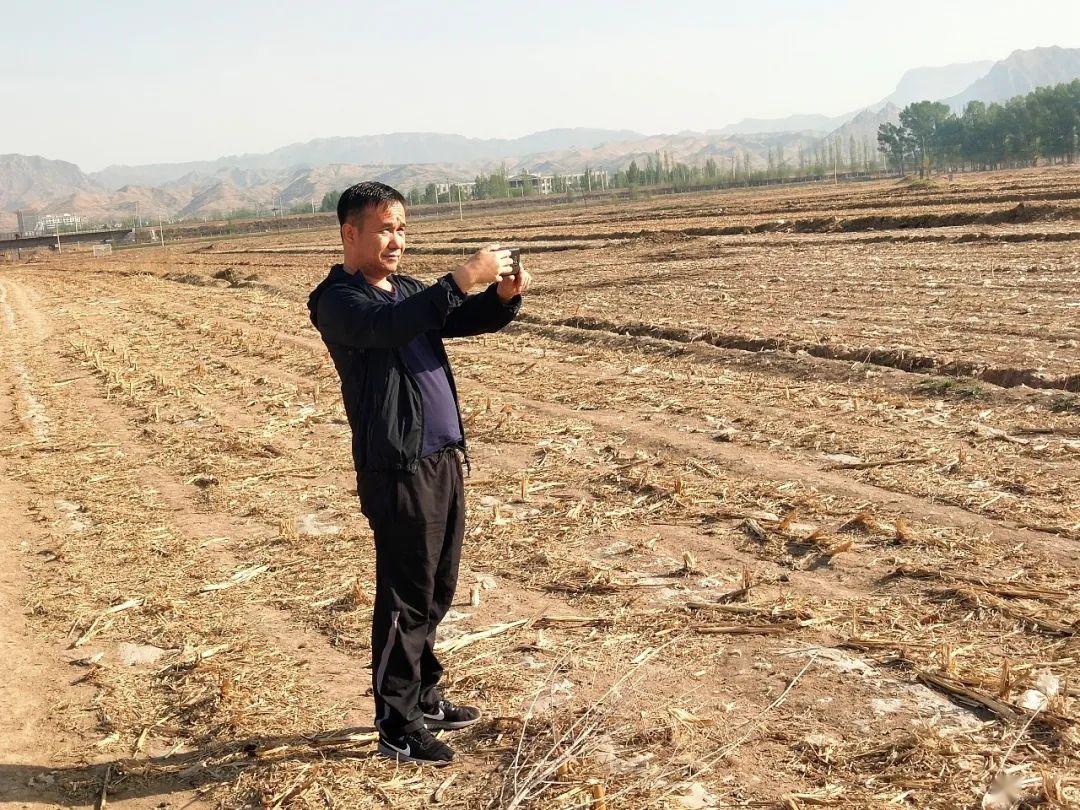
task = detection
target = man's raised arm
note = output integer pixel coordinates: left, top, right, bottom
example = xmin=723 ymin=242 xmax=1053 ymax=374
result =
xmin=316 ymin=275 xmax=464 ymax=349
xmin=441 ymin=250 xmax=531 ymax=338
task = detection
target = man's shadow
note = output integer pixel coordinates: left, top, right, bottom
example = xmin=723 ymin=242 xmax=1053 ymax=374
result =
xmin=0 ymin=727 xmax=378 ymax=807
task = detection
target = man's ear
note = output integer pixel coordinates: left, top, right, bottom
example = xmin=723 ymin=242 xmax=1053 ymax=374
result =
xmin=340 ymin=222 xmax=352 ymax=247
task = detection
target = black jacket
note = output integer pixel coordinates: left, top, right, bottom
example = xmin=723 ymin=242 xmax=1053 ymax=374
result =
xmin=307 ymin=264 xmax=521 ymax=474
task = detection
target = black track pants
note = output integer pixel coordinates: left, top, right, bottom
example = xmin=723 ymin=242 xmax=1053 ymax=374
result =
xmin=358 ymin=448 xmax=465 ymax=736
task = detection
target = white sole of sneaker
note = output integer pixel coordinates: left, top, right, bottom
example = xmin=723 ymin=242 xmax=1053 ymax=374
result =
xmin=423 ymin=716 xmax=481 ymax=730
xmin=376 ymin=743 xmax=453 ymax=767
xmin=421 ymin=717 xmax=481 ymax=734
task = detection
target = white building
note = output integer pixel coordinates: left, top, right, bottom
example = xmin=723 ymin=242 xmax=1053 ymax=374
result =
xmin=562 ymin=171 xmax=609 ymax=191
xmin=434 ymin=181 xmax=476 ymax=200
xmin=35 ymin=212 xmax=81 ymax=233
xmin=508 ymin=171 xmax=609 ymax=195
xmin=508 ymin=173 xmax=554 ymax=195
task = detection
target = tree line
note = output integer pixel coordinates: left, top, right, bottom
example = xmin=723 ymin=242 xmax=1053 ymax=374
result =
xmin=606 ymin=140 xmax=884 ymax=192
xmin=320 ymin=140 xmax=883 ymax=215
xmin=404 ymin=142 xmax=886 ymax=202
xmin=878 ymin=80 xmax=1079 ymax=176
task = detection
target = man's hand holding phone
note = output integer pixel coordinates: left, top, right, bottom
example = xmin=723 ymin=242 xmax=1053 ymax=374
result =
xmin=496 ymin=248 xmax=531 ymax=303
xmin=452 ymin=244 xmax=531 ymax=303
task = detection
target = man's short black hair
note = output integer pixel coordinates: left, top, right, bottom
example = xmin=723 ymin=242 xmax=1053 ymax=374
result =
xmin=337 ymin=181 xmax=406 ymax=226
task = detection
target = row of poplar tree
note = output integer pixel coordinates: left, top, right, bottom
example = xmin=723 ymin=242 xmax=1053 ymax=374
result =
xmin=878 ymin=80 xmax=1079 ymax=175
xmin=403 ymin=142 xmax=882 ymax=203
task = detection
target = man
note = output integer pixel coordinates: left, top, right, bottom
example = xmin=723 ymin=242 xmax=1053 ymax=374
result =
xmin=307 ymin=181 xmax=531 ymax=765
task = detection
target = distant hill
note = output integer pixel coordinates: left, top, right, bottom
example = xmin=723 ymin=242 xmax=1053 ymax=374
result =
xmin=943 ymin=46 xmax=1080 ymax=110
xmin=879 ymin=60 xmax=995 ymax=108
xmin=90 ymin=128 xmax=644 ymax=190
xmin=161 ymin=167 xmax=279 ymax=191
xmin=2 ymin=130 xmax=816 ymax=221
xmin=716 ymin=61 xmax=992 ymax=137
xmin=825 ymin=103 xmax=901 ymax=144
xmin=717 ymin=113 xmax=851 ymax=136
xmin=0 ymin=154 xmax=98 ymax=211
xmin=514 ymin=131 xmax=819 ymax=177
xmin=45 ymin=186 xmax=186 ymax=225
xmin=175 ymin=179 xmax=265 ymax=220
xmin=718 ymin=50 xmax=1062 ymax=138
xmin=164 ymin=133 xmax=818 ymax=218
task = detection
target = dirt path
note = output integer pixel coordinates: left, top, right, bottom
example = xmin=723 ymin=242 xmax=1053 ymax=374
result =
xmin=0 ymin=277 xmax=85 ymax=807
xmin=0 ymin=438 xmax=81 ymax=809
xmin=0 ymin=280 xmax=203 ymax=809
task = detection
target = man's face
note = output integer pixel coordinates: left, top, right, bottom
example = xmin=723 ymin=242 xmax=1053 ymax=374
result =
xmin=344 ymin=201 xmax=406 ymax=275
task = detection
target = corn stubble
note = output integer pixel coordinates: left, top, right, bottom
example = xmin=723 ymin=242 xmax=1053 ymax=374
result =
xmin=2 ymin=167 xmax=1078 ymax=808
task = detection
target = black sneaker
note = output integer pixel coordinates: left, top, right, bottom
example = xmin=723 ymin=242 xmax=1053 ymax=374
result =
xmin=423 ymin=698 xmax=482 ymax=730
xmin=377 ymin=727 xmax=454 ymax=766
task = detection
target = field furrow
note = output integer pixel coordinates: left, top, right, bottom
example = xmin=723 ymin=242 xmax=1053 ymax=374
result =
xmin=2 ymin=167 xmax=1078 ymax=809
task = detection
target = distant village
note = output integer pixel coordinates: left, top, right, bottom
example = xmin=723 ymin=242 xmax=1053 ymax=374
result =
xmin=434 ymin=170 xmax=611 ymax=200
xmin=16 ymin=210 xmax=84 ymax=236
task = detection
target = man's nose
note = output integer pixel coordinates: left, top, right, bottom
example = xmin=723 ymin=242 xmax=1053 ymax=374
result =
xmin=388 ymin=232 xmax=404 ymax=249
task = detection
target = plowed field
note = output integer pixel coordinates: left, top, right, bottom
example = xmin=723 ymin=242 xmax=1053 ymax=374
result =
xmin=2 ymin=167 xmax=1078 ymax=809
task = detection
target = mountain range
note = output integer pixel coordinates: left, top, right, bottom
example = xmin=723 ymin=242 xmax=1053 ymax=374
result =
xmin=2 ymin=45 xmax=1078 ymax=230
xmin=716 ymin=59 xmax=995 ymax=136
xmin=88 ymin=128 xmax=647 ymax=190
xmin=942 ymin=45 xmax=1080 ymax=109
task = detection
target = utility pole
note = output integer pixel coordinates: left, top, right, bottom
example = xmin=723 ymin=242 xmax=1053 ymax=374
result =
xmin=54 ymin=220 xmax=62 ymax=254
xmin=158 ymin=212 xmax=166 ymax=250
xmin=310 ymin=198 xmax=315 ymax=215
xmin=456 ymin=184 xmax=464 ymax=220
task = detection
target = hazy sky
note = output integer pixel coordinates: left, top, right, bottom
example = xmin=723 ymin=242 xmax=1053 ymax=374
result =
xmin=3 ymin=0 xmax=1077 ymax=171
